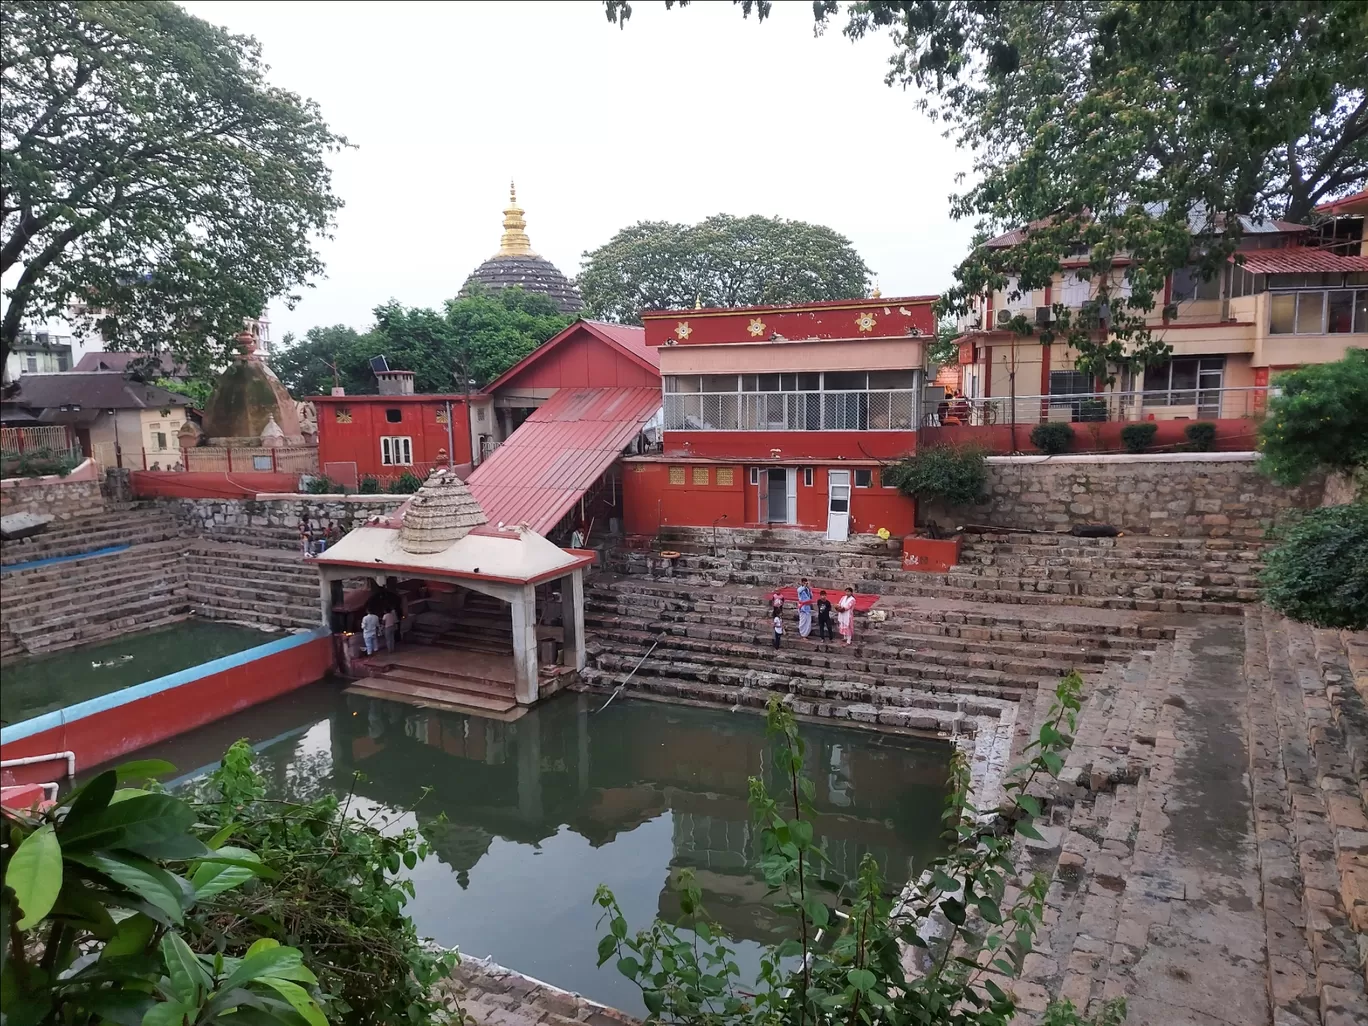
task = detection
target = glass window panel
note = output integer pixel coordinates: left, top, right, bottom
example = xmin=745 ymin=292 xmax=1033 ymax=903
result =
xmin=1169 ymin=358 xmax=1199 ymax=391
xmin=796 ymin=373 xmax=821 ymax=391
xmin=854 ymin=469 xmax=872 ymax=488
xmin=701 ymin=374 xmax=738 ymax=392
xmin=1269 ymin=293 xmax=1296 ymax=334
xmin=755 ymin=373 xmax=781 ymax=392
xmin=868 ymin=370 xmax=919 ymax=389
xmin=741 ymin=375 xmax=758 ymax=392
xmin=1327 ymin=290 xmax=1354 ymax=333
xmin=664 ymin=376 xmax=680 ymax=393
xmin=1295 ymin=291 xmax=1325 ymax=334
xmin=1355 ymin=290 xmax=1368 ymax=333
xmin=780 ymin=373 xmax=797 ymax=391
xmin=824 ymin=371 xmax=867 ymax=390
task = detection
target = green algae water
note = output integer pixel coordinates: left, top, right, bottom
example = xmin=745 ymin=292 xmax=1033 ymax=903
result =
xmin=116 ymin=684 xmax=952 ymax=1016
xmin=1 ymin=619 xmax=286 ymax=725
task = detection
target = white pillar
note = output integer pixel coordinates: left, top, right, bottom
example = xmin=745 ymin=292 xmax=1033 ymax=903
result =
xmin=317 ymin=570 xmax=333 ymax=628
xmin=563 ymin=568 xmax=586 ymax=672
xmin=510 ymin=583 xmax=539 ymax=705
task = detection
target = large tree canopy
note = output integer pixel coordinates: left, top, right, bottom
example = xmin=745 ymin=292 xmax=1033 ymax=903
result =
xmin=607 ymin=1 xmax=1368 ymax=378
xmin=272 ymin=288 xmax=571 ymax=397
xmin=577 ymin=213 xmax=872 ymax=324
xmin=1 ymin=1 xmax=347 ymax=372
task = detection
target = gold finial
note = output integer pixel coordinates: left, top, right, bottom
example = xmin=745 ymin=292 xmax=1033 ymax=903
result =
xmin=694 ymin=294 xmax=703 ymax=309
xmin=496 ymin=180 xmax=536 ymax=257
xmin=871 ymin=279 xmax=882 ymax=299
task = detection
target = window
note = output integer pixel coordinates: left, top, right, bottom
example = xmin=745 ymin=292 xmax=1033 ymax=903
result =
xmin=669 ymin=466 xmax=685 ymax=485
xmin=692 ymin=466 xmax=709 ymax=485
xmin=662 ymin=371 xmax=919 ymax=432
xmin=1056 ymin=274 xmax=1090 ymax=308
xmin=803 ymin=467 xmax=813 ymax=487
xmin=252 ymin=455 xmax=273 ymax=471
xmin=25 ymin=356 xmax=37 ymax=372
xmin=334 ymin=407 xmax=352 ymax=424
xmin=1171 ymin=265 xmax=1222 ymax=303
xmin=1049 ymin=370 xmax=1092 ymax=399
xmin=716 ymin=467 xmax=734 ymax=486
xmin=749 ymin=467 xmax=759 ymax=485
xmin=435 ymin=407 xmax=449 ymax=424
xmin=380 ymin=436 xmax=413 ymax=466
xmin=1142 ymin=357 xmax=1224 ymax=406
xmin=854 ymin=469 xmax=872 ymax=488
xmin=1270 ymin=288 xmax=1368 ymax=334
xmin=153 ymin=432 xmax=168 ymax=451
xmin=385 ymin=408 xmax=403 ymax=423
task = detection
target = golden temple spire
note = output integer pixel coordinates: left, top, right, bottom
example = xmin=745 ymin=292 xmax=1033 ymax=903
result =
xmin=496 ymin=180 xmax=536 ymax=257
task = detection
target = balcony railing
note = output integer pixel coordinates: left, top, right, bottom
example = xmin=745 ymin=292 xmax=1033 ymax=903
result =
xmin=925 ymin=386 xmax=1271 ymax=428
xmin=664 ymin=389 xmax=919 ymax=432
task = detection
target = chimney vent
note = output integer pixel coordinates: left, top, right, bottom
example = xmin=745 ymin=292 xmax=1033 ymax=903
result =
xmin=376 ymin=369 xmax=416 ymax=396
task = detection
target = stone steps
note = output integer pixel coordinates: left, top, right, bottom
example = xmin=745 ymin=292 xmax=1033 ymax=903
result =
xmin=14 ymin=612 xmax=196 ymax=659
xmin=17 ymin=591 xmax=192 ymax=653
xmin=183 ymin=573 xmax=319 ymax=606
xmin=1 ymin=513 xmax=183 ymax=566
xmin=4 ymin=569 xmax=191 ymax=631
xmin=197 ymin=523 xmax=306 ymax=551
xmin=1 ymin=540 xmax=188 ymax=598
xmin=188 ymin=600 xmax=319 ymax=631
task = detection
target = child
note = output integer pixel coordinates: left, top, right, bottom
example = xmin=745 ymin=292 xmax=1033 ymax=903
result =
xmin=816 ymin=590 xmax=834 ymax=646
xmin=772 ymin=614 xmax=784 ymax=649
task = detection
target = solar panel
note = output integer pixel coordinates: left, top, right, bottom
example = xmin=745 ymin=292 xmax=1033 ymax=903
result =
xmin=369 ymin=355 xmax=390 ymax=374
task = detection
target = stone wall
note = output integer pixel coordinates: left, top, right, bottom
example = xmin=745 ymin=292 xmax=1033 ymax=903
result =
xmin=923 ymin=452 xmax=1320 ymax=539
xmin=0 ymin=467 xmax=105 ymax=521
xmin=171 ymin=494 xmax=409 ymax=546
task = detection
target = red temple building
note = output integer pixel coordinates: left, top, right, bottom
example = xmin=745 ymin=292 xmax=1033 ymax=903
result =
xmin=619 ymin=296 xmax=936 ymax=540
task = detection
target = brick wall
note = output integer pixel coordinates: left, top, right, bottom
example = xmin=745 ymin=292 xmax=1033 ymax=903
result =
xmin=0 ymin=471 xmax=105 ymax=521
xmin=922 ymin=453 xmax=1321 ymax=539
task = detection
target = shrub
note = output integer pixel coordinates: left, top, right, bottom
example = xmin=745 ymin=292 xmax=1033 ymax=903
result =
xmin=1258 ymin=348 xmax=1368 ymax=485
xmin=1077 ymin=397 xmax=1108 ymax=423
xmin=1030 ymin=422 xmax=1074 ymax=454
xmin=358 ymin=475 xmax=381 ymax=494
xmin=1184 ymin=421 xmax=1217 ymax=451
xmin=1 ymin=759 xmax=333 ymax=1026
xmin=1120 ymin=422 xmax=1158 ymax=453
xmin=387 ymin=471 xmax=424 ymax=494
xmin=884 ymin=445 xmax=987 ymax=507
xmin=594 ymin=682 xmax=1126 ymax=1026
xmin=304 ymin=475 xmax=340 ymax=494
xmin=1261 ymin=504 xmax=1368 ymax=630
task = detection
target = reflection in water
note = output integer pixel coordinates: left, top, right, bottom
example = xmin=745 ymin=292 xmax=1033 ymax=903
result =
xmin=130 ymin=683 xmax=951 ymax=1015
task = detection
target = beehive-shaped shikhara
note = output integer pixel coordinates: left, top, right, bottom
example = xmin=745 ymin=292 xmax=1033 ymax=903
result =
xmin=398 ymin=470 xmax=488 ymax=554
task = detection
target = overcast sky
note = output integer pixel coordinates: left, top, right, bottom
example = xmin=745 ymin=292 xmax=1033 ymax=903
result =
xmin=79 ymin=1 xmax=980 ymax=350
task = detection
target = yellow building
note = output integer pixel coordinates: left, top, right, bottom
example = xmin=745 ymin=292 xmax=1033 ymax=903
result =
xmin=948 ymin=197 xmax=1367 ymax=431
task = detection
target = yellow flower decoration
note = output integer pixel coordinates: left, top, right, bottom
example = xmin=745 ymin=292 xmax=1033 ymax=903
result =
xmin=748 ymin=318 xmax=767 ymax=337
xmin=877 ymin=527 xmax=891 ymax=540
xmin=675 ymin=321 xmax=692 ymax=340
xmin=856 ymin=312 xmax=877 ymax=333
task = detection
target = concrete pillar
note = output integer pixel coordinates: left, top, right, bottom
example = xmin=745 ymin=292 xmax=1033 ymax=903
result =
xmin=563 ymin=568 xmax=586 ymax=672
xmin=510 ymin=583 xmax=539 ymax=705
xmin=317 ymin=571 xmax=333 ymax=627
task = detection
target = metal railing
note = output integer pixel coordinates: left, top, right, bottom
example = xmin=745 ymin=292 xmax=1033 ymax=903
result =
xmin=93 ymin=444 xmax=319 ymax=473
xmin=924 ymin=386 xmax=1271 ymax=428
xmin=664 ymin=389 xmax=919 ymax=432
xmin=1 ymin=425 xmax=73 ymax=458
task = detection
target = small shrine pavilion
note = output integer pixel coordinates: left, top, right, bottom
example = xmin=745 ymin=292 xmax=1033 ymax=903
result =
xmin=314 ymin=469 xmax=593 ymax=714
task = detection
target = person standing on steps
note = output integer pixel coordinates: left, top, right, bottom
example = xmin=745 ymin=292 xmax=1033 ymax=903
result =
xmin=361 ymin=609 xmax=381 ymax=656
xmin=382 ymin=607 xmax=399 ymax=653
xmin=816 ymin=590 xmax=834 ymax=648
xmin=769 ymin=589 xmax=784 ymax=619
xmin=837 ymin=587 xmax=857 ymax=647
xmin=796 ymin=578 xmax=814 ymax=639
xmin=772 ymin=613 xmax=784 ymax=649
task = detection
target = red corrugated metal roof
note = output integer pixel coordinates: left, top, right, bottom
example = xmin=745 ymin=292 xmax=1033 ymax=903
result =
xmin=1315 ymin=188 xmax=1368 ymax=215
xmin=589 ymin=321 xmax=659 ymax=369
xmin=1234 ymin=249 xmax=1368 ymax=274
xmin=466 ymin=386 xmax=660 ymax=536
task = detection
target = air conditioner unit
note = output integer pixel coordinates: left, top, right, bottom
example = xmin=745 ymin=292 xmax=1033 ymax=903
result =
xmin=1035 ymin=307 xmax=1053 ymax=326
xmin=995 ymin=309 xmax=1013 ymax=328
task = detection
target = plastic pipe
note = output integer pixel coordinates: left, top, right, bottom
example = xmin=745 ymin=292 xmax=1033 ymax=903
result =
xmin=1 ymin=751 xmax=76 ymax=779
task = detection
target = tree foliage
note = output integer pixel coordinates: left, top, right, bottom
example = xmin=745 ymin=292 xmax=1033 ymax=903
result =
xmin=1258 ymin=348 xmax=1368 ymax=486
xmin=885 ymin=445 xmax=988 ymax=508
xmin=271 ymin=288 xmax=570 ymax=396
xmin=594 ymin=683 xmax=1124 ymax=1026
xmin=1261 ymin=504 xmax=1368 ymax=631
xmin=1 ymin=1 xmax=347 ymax=373
xmin=577 ymin=214 xmax=871 ymax=324
xmin=606 ymin=1 xmax=1368 ymax=380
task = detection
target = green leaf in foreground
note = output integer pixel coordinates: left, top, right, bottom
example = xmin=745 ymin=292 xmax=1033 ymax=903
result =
xmin=6 ymin=823 xmax=63 ymax=929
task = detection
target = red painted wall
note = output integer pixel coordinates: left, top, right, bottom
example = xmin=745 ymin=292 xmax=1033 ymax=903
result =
xmin=622 ymin=462 xmax=915 ymax=537
xmin=0 ymin=637 xmax=334 ymax=786
xmin=664 ymin=431 xmax=916 ymax=462
xmin=643 ymin=297 xmax=937 ymax=348
xmin=315 ymin=398 xmax=471 ymax=480
xmin=924 ymin=417 xmax=1259 ymax=455
xmin=131 ymin=471 xmax=301 ymax=499
xmin=495 ymin=332 xmax=659 ymax=390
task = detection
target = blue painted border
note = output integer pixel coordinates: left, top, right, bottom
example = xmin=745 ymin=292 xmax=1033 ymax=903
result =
xmin=1 ymin=543 xmax=131 ymax=575
xmin=1 ymin=626 xmax=330 ymax=745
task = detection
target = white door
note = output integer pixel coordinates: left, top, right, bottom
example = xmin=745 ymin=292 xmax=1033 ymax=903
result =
xmin=826 ymin=471 xmax=851 ymax=542
xmin=785 ymin=468 xmax=798 ymax=525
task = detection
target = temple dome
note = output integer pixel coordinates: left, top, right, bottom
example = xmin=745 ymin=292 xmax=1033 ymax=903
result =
xmin=459 ymin=183 xmax=584 ymax=314
xmin=201 ymin=331 xmax=303 ymax=443
xmin=398 ymin=469 xmax=488 ymax=554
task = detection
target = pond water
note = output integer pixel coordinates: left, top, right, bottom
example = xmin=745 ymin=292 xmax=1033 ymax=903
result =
xmin=116 ymin=682 xmax=952 ymax=1015
xmin=1 ymin=619 xmax=286 ymax=726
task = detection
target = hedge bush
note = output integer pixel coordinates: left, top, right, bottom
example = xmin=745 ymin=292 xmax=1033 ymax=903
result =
xmin=1030 ymin=422 xmax=1074 ymax=454
xmin=1184 ymin=421 xmax=1217 ymax=451
xmin=884 ymin=446 xmax=987 ymax=507
xmin=1260 ymin=503 xmax=1368 ymax=631
xmin=1120 ymin=422 xmax=1158 ymax=454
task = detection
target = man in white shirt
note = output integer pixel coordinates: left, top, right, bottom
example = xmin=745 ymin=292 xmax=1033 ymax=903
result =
xmin=361 ymin=611 xmax=380 ymax=655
